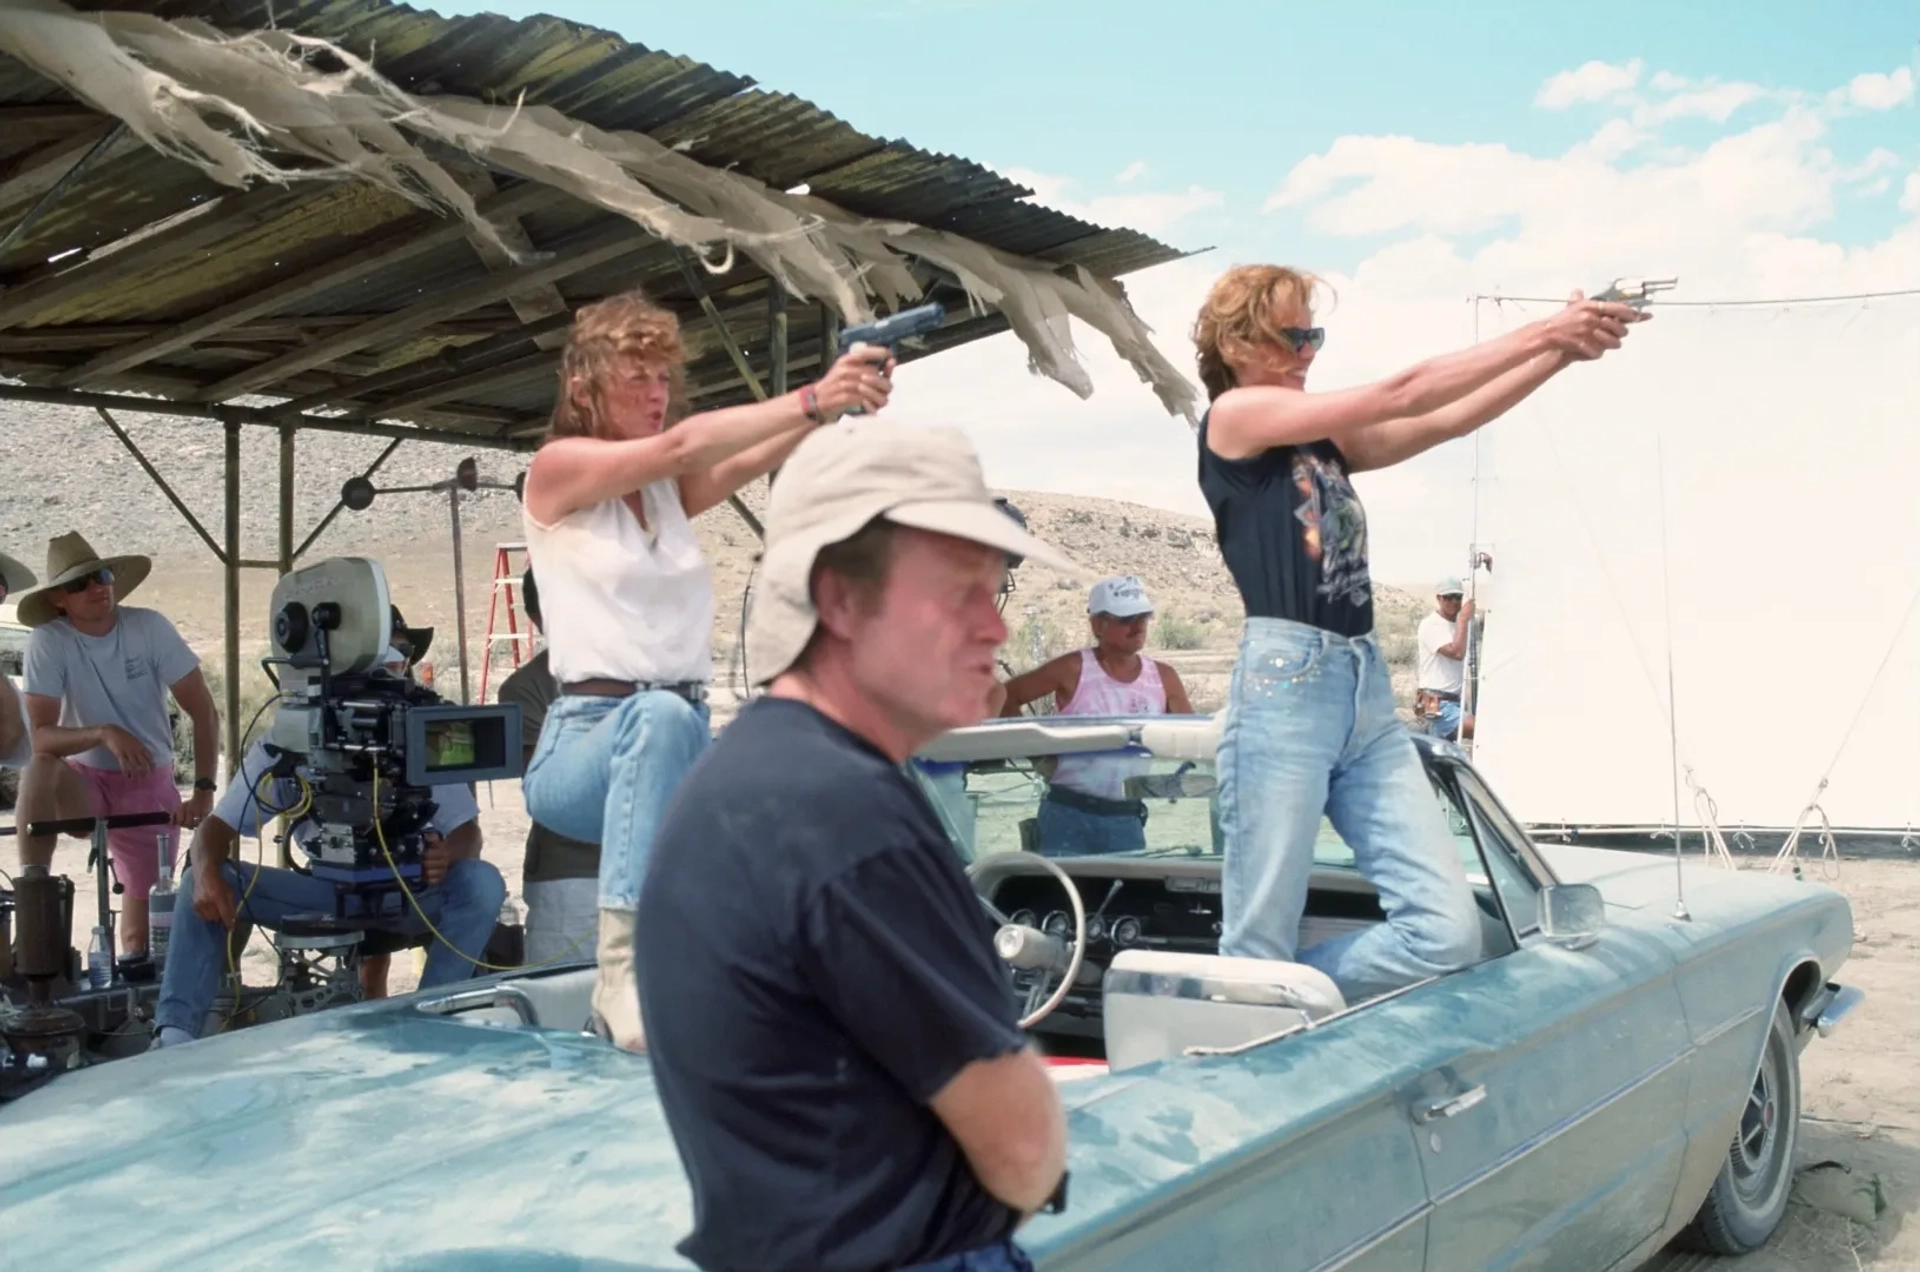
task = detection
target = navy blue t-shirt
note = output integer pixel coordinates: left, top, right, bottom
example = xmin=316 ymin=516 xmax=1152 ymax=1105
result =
xmin=636 ymin=698 xmax=1027 ymax=1272
xmin=1197 ymin=410 xmax=1375 ymax=637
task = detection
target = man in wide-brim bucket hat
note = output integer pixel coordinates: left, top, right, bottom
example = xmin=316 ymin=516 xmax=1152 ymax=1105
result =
xmin=12 ymin=531 xmax=222 ymax=959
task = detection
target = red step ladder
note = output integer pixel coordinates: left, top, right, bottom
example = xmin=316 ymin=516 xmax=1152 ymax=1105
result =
xmin=478 ymin=542 xmax=532 ymax=704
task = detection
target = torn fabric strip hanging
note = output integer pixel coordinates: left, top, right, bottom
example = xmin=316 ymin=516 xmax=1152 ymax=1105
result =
xmin=0 ymin=0 xmax=1200 ymax=423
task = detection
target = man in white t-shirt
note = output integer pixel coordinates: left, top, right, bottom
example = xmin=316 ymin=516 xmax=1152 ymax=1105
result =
xmin=1415 ymin=577 xmax=1474 ymax=742
xmin=12 ymin=532 xmax=220 ymax=956
xmin=1 ymin=548 xmax=36 ymax=774
xmin=150 ymin=663 xmax=504 ymax=1046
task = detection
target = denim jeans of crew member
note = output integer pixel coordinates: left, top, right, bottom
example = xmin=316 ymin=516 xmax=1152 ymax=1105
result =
xmin=1216 ymin=616 xmax=1482 ymax=1003
xmin=154 ymin=856 xmax=506 ymax=1038
xmin=521 ymin=690 xmax=712 ymax=914
xmin=1035 ymin=794 xmax=1146 ymax=857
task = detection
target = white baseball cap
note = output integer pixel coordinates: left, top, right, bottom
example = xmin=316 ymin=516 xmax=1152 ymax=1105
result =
xmin=1088 ymin=575 xmax=1153 ymax=618
xmin=746 ymin=420 xmax=1084 ymax=684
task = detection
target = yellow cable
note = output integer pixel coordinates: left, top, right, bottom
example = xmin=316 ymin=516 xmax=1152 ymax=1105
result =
xmin=369 ymin=764 xmax=588 ymax=975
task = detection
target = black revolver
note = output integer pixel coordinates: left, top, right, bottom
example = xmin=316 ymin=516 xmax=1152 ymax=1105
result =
xmin=835 ymin=302 xmax=946 ymax=415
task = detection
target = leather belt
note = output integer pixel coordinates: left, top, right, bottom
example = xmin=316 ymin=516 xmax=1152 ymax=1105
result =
xmin=1044 ymin=785 xmax=1147 ymax=822
xmin=1419 ymin=689 xmax=1462 ymax=703
xmin=561 ymin=678 xmax=709 ymax=705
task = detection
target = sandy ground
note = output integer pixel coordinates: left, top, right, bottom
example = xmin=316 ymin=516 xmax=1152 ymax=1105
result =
xmin=39 ymin=802 xmax=1919 ymax=1269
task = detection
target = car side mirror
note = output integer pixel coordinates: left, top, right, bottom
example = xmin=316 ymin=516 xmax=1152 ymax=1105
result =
xmin=1538 ymin=883 xmax=1604 ymax=947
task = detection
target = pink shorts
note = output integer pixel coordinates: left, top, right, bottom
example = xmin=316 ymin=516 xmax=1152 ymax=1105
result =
xmin=68 ymin=762 xmax=181 ymax=898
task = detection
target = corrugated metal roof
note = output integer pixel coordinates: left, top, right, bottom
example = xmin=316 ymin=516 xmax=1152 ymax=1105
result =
xmin=0 ymin=0 xmax=1195 ymax=448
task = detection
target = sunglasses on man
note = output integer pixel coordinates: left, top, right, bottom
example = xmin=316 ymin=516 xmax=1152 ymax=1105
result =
xmin=61 ymin=567 xmax=114 ymax=595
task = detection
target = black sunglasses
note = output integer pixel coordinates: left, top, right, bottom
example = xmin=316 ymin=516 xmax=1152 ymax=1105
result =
xmin=60 ymin=567 xmax=114 ymax=594
xmin=1277 ymin=327 xmax=1326 ymax=354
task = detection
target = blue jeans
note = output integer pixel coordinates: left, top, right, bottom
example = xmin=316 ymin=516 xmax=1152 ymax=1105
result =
xmin=1217 ymin=617 xmax=1481 ymax=1002
xmin=902 ymin=1241 xmax=1034 ymax=1272
xmin=522 ymin=691 xmax=711 ymax=913
xmin=154 ymin=857 xmax=506 ymax=1038
xmin=1036 ymin=793 xmax=1146 ymax=857
xmin=1428 ymin=698 xmax=1462 ymax=741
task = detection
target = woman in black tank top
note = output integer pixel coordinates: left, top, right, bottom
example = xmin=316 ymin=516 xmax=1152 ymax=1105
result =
xmin=1191 ymin=264 xmax=1647 ymax=1002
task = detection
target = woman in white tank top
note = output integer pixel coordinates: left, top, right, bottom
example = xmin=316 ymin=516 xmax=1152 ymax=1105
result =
xmin=519 ymin=290 xmax=895 ymax=1050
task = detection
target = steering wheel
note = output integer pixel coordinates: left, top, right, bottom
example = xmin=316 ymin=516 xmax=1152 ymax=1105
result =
xmin=966 ymin=855 xmax=1087 ymax=1029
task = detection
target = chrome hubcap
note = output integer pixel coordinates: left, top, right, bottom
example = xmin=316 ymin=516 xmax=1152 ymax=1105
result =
xmin=1732 ymin=1044 xmax=1781 ymax=1198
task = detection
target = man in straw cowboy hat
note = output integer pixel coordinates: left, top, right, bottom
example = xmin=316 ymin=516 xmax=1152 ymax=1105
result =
xmin=12 ymin=531 xmax=220 ymax=956
xmin=1 ymin=547 xmax=37 ymax=773
xmin=637 ymin=421 xmax=1078 ymax=1272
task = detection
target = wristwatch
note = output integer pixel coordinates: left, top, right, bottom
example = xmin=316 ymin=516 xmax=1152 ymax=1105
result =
xmin=193 ymin=777 xmax=216 ymax=793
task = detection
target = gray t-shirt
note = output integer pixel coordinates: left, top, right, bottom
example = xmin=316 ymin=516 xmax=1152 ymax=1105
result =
xmin=22 ymin=608 xmax=199 ymax=772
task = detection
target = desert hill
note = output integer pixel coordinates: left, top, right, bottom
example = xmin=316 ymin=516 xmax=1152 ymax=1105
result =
xmin=1 ymin=397 xmax=1428 ymax=726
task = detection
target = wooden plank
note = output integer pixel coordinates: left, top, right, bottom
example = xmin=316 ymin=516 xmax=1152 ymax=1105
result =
xmin=195 ymin=220 xmax=664 ymax=403
xmin=53 ymin=180 xmax=565 ymax=388
xmin=0 ymin=184 xmax=311 ymax=330
xmin=0 ymin=105 xmax=107 ymax=141
xmin=0 ymin=122 xmax=116 ymax=223
xmin=355 ymin=349 xmax=555 ymax=417
xmin=456 ymin=169 xmax=571 ymax=351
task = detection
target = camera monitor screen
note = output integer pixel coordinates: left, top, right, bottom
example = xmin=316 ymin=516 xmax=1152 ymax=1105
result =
xmin=403 ymin=704 xmax=523 ymax=786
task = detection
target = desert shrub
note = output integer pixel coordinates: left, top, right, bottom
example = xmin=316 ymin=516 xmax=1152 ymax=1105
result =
xmin=1153 ymin=610 xmax=1208 ymax=651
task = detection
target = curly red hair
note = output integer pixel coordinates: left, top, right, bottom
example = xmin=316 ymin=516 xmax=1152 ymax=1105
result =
xmin=545 ymin=290 xmax=688 ymax=442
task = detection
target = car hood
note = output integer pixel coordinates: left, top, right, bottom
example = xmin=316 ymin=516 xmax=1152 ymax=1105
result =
xmin=0 ymin=1005 xmax=703 ymax=1270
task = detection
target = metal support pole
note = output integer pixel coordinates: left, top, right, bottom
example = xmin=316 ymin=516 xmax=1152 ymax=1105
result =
xmin=277 ymin=427 xmax=296 ymax=575
xmin=449 ymin=486 xmax=471 ymax=704
xmin=769 ymin=284 xmax=789 ymax=398
xmin=95 ymin=408 xmax=226 ymax=563
xmin=222 ymin=421 xmax=242 ymax=777
xmin=294 ymin=437 xmax=403 ymax=562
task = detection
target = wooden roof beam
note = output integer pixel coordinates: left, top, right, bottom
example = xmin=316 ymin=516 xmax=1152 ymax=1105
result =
xmin=456 ymin=169 xmax=571 ymax=352
xmin=195 ymin=220 xmax=669 ymax=403
xmin=52 ymin=179 xmax=566 ymax=389
xmin=0 ymin=183 xmax=312 ymax=330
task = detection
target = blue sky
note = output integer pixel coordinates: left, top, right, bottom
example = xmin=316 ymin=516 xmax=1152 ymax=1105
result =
xmin=437 ymin=1 xmax=1918 ymax=588
xmin=442 ymin=0 xmax=1916 ymax=268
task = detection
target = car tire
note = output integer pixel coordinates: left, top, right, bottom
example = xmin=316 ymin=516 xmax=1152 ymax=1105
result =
xmin=1680 ymin=998 xmax=1801 ymax=1255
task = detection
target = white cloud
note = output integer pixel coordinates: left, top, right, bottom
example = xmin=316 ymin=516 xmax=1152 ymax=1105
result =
xmin=1845 ymin=66 xmax=1914 ymax=111
xmin=1535 ymin=58 xmax=1644 ymax=109
xmin=903 ymin=62 xmax=1917 ymax=605
xmin=1115 ymin=160 xmax=1148 ymax=184
xmin=1002 ymin=166 xmax=1224 ymax=234
xmin=1635 ymin=79 xmax=1767 ymax=124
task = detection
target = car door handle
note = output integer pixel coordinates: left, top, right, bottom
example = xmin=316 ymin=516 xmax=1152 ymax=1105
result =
xmin=1414 ymin=1085 xmax=1487 ymax=1123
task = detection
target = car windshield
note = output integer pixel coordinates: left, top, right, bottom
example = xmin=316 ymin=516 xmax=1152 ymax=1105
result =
xmin=911 ymin=746 xmax=1358 ymax=868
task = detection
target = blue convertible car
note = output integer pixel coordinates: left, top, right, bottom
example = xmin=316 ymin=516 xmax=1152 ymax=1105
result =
xmin=0 ymin=715 xmax=1861 ymax=1271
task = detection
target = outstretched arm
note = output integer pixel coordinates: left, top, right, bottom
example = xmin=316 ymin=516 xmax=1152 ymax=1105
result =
xmin=1338 ymin=352 xmax=1569 ymax=473
xmin=1207 ymin=295 xmax=1644 ymax=467
xmin=527 ymin=347 xmax=897 ymax=525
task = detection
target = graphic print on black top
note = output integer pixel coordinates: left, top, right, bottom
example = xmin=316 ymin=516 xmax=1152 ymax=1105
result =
xmin=1197 ymin=412 xmax=1375 ymax=636
xmin=1290 ymin=449 xmax=1371 ymax=610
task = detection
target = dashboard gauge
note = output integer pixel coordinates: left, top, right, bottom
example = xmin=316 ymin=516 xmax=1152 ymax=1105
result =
xmin=1009 ymin=909 xmax=1036 ymax=928
xmin=1112 ymin=916 xmax=1141 ymax=946
xmin=1085 ymin=914 xmax=1107 ymax=942
xmin=1042 ymin=911 xmax=1072 ymax=939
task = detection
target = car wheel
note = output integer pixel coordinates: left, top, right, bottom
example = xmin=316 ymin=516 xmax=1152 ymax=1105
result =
xmin=1681 ymin=999 xmax=1801 ymax=1254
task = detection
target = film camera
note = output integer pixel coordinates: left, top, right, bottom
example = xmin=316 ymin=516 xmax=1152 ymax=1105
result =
xmin=264 ymin=558 xmax=520 ymax=908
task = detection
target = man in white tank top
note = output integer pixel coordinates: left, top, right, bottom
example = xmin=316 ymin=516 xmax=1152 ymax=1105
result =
xmin=996 ymin=576 xmax=1194 ymax=856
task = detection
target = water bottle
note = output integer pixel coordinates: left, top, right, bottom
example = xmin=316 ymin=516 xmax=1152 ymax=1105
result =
xmin=87 ymin=925 xmax=112 ymax=990
xmin=149 ymin=834 xmax=176 ymax=968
